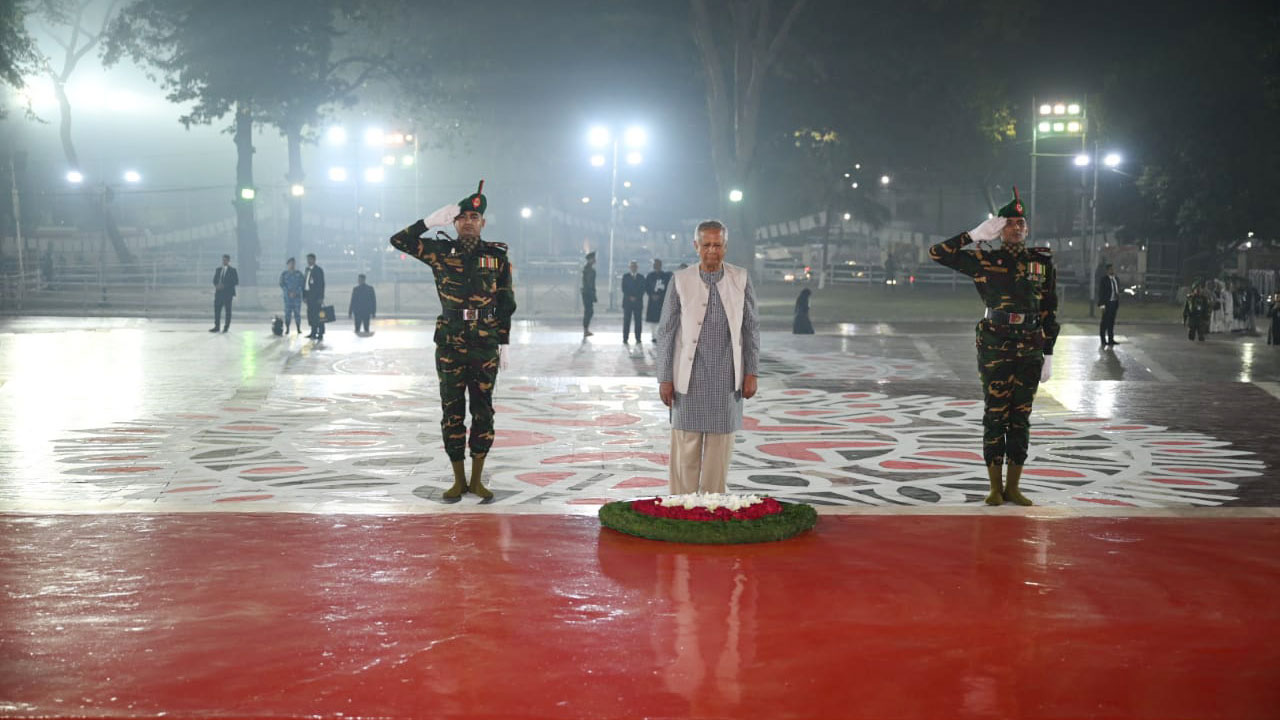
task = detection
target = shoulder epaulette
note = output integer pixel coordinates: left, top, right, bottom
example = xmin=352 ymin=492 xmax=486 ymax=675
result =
xmin=483 ymin=241 xmax=509 ymax=254
xmin=1029 ymin=246 xmax=1053 ymax=257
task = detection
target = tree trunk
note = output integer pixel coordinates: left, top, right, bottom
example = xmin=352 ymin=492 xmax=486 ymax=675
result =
xmin=690 ymin=0 xmax=809 ymax=269
xmin=100 ymin=186 xmax=135 ymax=268
xmin=52 ymin=79 xmax=79 ymax=171
xmin=286 ymin=125 xmax=303 ymax=264
xmin=234 ymin=101 xmax=260 ymax=286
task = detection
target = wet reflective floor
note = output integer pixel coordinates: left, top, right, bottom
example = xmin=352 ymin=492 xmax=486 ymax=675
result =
xmin=2 ymin=513 xmax=1277 ymax=719
xmin=1 ymin=317 xmax=1278 ymax=718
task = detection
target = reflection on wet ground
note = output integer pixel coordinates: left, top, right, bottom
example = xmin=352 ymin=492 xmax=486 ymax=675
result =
xmin=1 ymin=318 xmax=1277 ymax=512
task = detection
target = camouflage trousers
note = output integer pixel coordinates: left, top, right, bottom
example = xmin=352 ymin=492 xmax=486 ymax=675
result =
xmin=976 ymin=324 xmax=1044 ymax=466
xmin=435 ymin=341 xmax=500 ymax=461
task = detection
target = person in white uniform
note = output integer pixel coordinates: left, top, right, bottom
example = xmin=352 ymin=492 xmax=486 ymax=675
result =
xmin=655 ymin=220 xmax=761 ymax=494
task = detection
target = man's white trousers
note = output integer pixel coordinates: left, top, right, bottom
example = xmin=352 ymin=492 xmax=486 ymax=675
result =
xmin=668 ymin=429 xmax=734 ymax=494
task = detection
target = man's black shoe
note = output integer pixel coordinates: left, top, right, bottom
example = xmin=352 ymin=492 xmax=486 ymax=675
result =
xmin=209 ymin=327 xmax=220 ymax=332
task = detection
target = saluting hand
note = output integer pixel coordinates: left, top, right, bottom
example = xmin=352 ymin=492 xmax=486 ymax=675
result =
xmin=423 ymin=203 xmax=459 ymax=229
xmin=967 ymin=217 xmax=1006 ymax=243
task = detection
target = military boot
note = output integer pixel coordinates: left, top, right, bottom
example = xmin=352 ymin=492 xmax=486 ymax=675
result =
xmin=1003 ymin=464 xmax=1034 ymax=506
xmin=442 ymin=459 xmax=468 ymax=502
xmin=984 ymin=463 xmax=1004 ymax=506
xmin=469 ymin=453 xmax=494 ymax=501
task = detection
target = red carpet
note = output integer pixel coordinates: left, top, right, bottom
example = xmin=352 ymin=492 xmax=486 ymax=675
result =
xmin=1 ymin=513 xmax=1277 ymax=719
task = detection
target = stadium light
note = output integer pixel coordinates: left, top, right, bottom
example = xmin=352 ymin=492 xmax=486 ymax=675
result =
xmin=587 ymin=126 xmax=610 ymax=148
xmin=623 ymin=126 xmax=647 ymax=148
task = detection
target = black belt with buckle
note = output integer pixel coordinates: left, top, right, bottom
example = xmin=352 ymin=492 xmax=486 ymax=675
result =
xmin=442 ymin=308 xmax=497 ymax=321
xmin=984 ymin=308 xmax=1037 ymax=326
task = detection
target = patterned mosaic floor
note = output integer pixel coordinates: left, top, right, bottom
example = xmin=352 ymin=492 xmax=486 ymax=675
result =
xmin=2 ymin=318 xmax=1275 ymax=513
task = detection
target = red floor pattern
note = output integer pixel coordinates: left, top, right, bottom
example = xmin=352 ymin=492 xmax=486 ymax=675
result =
xmin=1 ymin=513 xmax=1277 ymax=719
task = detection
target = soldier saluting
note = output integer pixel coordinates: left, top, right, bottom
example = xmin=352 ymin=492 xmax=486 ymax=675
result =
xmin=390 ymin=181 xmax=516 ymax=502
xmin=929 ymin=188 xmax=1059 ymax=506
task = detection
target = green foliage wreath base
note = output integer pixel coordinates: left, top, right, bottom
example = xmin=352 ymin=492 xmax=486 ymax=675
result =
xmin=598 ymin=500 xmax=818 ymax=544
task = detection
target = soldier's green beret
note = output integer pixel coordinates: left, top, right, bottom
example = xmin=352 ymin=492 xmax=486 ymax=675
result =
xmin=456 ymin=179 xmax=487 ymax=216
xmin=997 ymin=186 xmax=1026 ymax=218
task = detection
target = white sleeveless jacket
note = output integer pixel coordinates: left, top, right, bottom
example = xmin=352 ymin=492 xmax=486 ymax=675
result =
xmin=670 ymin=262 xmax=748 ymax=394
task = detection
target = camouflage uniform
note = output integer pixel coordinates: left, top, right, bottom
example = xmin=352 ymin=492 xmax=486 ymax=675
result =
xmin=390 ymin=219 xmax=516 ymax=461
xmin=929 ymin=232 xmax=1060 ymax=467
xmin=1183 ymin=286 xmax=1211 ymax=341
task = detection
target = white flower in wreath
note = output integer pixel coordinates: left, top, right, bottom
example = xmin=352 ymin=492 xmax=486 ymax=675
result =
xmin=658 ymin=493 xmax=765 ymax=512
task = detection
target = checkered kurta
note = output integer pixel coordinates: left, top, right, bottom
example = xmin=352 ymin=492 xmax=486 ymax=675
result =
xmin=656 ymin=267 xmax=760 ymax=433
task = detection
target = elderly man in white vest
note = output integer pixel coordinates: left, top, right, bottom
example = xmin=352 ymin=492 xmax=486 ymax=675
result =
xmin=656 ymin=220 xmax=761 ymax=494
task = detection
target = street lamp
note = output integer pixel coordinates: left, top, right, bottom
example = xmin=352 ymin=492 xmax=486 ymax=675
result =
xmin=1088 ymin=144 xmax=1125 ymax=306
xmin=588 ymin=123 xmax=647 ymax=310
xmin=326 ymin=126 xmax=347 ymax=145
xmin=728 ymin=188 xmax=743 ymax=203
xmin=290 ymin=183 xmax=305 ymax=197
xmin=520 ymin=206 xmax=533 ymax=219
xmin=328 ymin=166 xmax=348 ymax=182
xmin=66 ymin=170 xmax=83 ymax=184
xmin=122 ymin=170 xmax=141 ymax=184
xmin=1030 ymin=96 xmax=1087 ymax=220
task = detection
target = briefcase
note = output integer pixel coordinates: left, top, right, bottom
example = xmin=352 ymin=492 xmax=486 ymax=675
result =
xmin=317 ymin=305 xmax=336 ymax=323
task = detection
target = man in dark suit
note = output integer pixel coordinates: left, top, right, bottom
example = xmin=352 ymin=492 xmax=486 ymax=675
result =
xmin=348 ymin=273 xmax=376 ymax=334
xmin=303 ymin=253 xmax=327 ymax=340
xmin=621 ymin=260 xmax=645 ymax=343
xmin=210 ymin=254 xmax=238 ymax=333
xmin=645 ymin=258 xmax=672 ymax=326
xmin=1097 ymin=263 xmax=1121 ymax=346
xmin=581 ymin=251 xmax=597 ymax=337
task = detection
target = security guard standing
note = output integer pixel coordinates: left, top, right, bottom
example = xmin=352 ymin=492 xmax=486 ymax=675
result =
xmin=929 ymin=188 xmax=1059 ymax=506
xmin=390 ymin=181 xmax=516 ymax=502
xmin=1183 ymin=280 xmax=1212 ymax=342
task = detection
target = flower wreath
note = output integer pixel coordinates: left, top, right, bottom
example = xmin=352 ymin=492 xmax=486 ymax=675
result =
xmin=599 ymin=493 xmax=817 ymax=544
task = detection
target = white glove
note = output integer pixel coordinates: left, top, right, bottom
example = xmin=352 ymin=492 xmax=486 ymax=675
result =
xmin=1039 ymin=354 xmax=1053 ymax=383
xmin=968 ymin=216 xmax=1006 ymax=242
xmin=499 ymin=344 xmax=509 ymax=371
xmin=423 ymin=203 xmax=459 ymax=229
